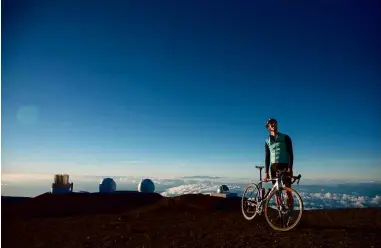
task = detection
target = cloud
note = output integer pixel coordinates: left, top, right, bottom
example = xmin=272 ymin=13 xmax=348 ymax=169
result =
xmin=370 ymin=195 xmax=381 ymax=205
xmin=159 ymin=178 xmax=246 ymax=197
xmin=161 ymin=183 xmax=218 ymax=197
xmin=299 ymin=192 xmax=380 ymax=209
xmin=2 ymin=174 xmax=54 ymax=182
xmin=3 ymin=174 xmax=381 ymax=210
xmin=158 ymin=178 xmax=381 ymax=209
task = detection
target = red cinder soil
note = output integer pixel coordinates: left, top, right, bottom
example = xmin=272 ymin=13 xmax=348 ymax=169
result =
xmin=2 ymin=193 xmax=381 ymax=248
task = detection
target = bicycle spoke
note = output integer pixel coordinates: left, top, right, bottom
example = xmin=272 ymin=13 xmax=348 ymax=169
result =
xmin=264 ymin=187 xmax=304 ymax=231
xmin=241 ymin=184 xmax=262 ymax=220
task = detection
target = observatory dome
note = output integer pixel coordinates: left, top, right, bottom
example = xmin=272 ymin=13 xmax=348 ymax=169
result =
xmin=99 ymin=178 xmax=116 ymax=193
xmin=217 ymin=184 xmax=229 ymax=194
xmin=138 ymin=178 xmax=155 ymax=193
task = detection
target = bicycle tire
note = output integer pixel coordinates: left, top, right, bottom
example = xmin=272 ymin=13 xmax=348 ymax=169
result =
xmin=264 ymin=186 xmax=304 ymax=231
xmin=241 ymin=183 xmax=261 ymax=220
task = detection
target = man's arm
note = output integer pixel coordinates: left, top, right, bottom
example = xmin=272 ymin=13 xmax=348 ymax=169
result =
xmin=265 ymin=142 xmax=270 ymax=174
xmin=285 ymin=135 xmax=294 ymax=170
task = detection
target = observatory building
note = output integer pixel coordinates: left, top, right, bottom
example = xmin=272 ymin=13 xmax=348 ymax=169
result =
xmin=99 ymin=178 xmax=117 ymax=193
xmin=207 ymin=184 xmax=238 ymax=199
xmin=138 ymin=178 xmax=155 ymax=193
xmin=52 ymin=174 xmax=73 ymax=194
xmin=217 ymin=185 xmax=230 ymax=194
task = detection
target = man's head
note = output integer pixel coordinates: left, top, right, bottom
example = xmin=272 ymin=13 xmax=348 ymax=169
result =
xmin=265 ymin=118 xmax=278 ymax=133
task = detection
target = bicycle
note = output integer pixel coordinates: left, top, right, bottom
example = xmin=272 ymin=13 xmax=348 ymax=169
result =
xmin=241 ymin=165 xmax=304 ymax=231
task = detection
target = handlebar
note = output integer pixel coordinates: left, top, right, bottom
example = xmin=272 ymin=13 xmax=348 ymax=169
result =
xmin=290 ymin=174 xmax=302 ymax=185
xmin=261 ymin=171 xmax=302 ymax=185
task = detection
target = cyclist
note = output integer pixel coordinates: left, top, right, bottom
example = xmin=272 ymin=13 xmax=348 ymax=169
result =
xmin=263 ymin=118 xmax=294 ymax=213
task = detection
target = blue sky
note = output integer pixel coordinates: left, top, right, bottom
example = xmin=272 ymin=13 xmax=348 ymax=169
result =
xmin=2 ymin=0 xmax=381 ymax=180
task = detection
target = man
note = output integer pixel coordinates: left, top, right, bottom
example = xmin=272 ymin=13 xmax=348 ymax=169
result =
xmin=263 ymin=118 xmax=294 ymax=211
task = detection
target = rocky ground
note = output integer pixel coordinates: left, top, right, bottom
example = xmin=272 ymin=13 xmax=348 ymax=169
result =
xmin=2 ymin=192 xmax=381 ymax=248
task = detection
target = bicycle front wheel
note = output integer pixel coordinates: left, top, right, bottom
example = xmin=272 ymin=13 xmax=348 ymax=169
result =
xmin=241 ymin=183 xmax=261 ymax=220
xmin=264 ymin=186 xmax=303 ymax=231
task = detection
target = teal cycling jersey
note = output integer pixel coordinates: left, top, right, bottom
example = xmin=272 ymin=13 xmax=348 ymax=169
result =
xmin=265 ymin=132 xmax=289 ymax=164
xmin=264 ymin=132 xmax=294 ymax=174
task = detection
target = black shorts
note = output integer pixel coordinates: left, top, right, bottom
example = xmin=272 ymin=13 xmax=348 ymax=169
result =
xmin=270 ymin=163 xmax=291 ymax=185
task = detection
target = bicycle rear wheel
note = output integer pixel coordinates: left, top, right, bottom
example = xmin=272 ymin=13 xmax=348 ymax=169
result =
xmin=241 ymin=183 xmax=261 ymax=220
xmin=264 ymin=186 xmax=303 ymax=231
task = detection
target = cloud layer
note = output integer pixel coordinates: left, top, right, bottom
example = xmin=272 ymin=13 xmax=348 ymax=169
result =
xmin=157 ymin=177 xmax=381 ymax=209
xmin=299 ymin=192 xmax=381 ymax=209
xmin=2 ymin=174 xmax=381 ymax=209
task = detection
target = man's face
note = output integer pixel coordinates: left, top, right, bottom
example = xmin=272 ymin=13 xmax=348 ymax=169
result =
xmin=267 ymin=121 xmax=277 ymax=132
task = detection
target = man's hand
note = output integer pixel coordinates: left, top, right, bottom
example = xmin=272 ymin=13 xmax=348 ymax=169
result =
xmin=263 ymin=173 xmax=269 ymax=182
xmin=287 ymin=168 xmax=293 ymax=177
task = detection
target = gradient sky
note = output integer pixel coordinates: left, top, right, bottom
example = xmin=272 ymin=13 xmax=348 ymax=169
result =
xmin=2 ymin=0 xmax=381 ymax=180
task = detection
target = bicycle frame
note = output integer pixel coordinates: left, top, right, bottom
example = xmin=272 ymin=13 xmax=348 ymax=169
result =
xmin=255 ymin=178 xmax=282 ymax=206
xmin=256 ymin=169 xmax=300 ymax=206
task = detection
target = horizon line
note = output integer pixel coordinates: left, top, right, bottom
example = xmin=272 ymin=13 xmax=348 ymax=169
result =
xmin=2 ymin=172 xmax=381 ymax=183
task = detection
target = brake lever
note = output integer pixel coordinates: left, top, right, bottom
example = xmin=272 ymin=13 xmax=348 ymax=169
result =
xmin=297 ymin=174 xmax=301 ymax=185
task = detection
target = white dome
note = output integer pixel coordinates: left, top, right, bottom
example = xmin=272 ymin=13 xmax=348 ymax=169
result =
xmin=217 ymin=185 xmax=229 ymax=194
xmin=138 ymin=179 xmax=155 ymax=193
xmin=99 ymin=178 xmax=116 ymax=193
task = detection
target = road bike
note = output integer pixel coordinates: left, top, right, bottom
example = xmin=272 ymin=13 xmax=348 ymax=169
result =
xmin=241 ymin=165 xmax=304 ymax=231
